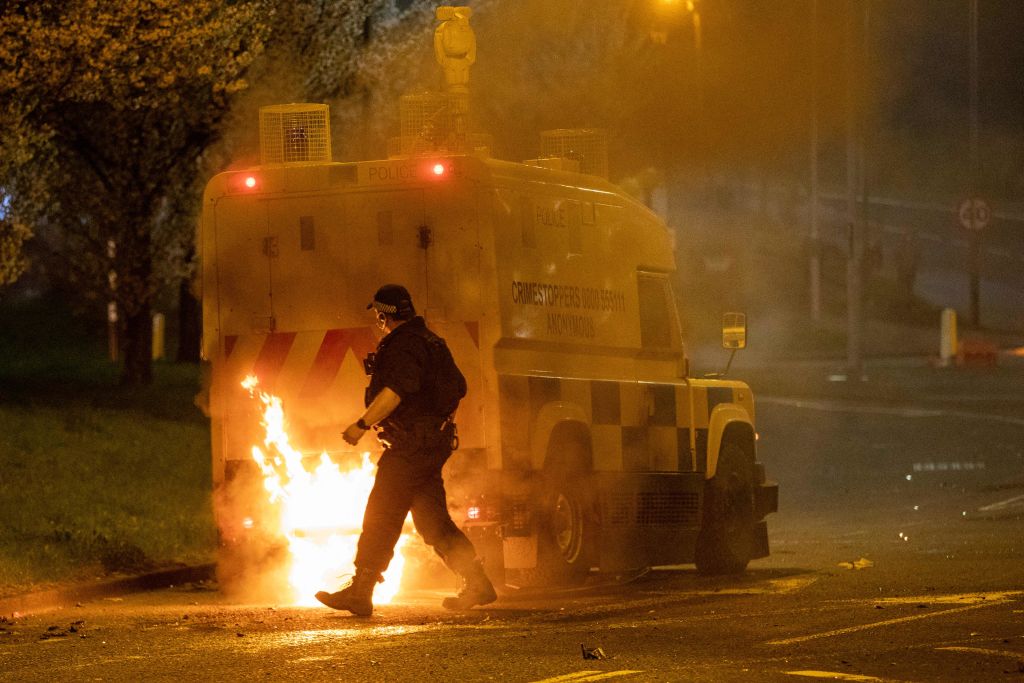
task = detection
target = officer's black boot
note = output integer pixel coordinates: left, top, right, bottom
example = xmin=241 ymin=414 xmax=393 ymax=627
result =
xmin=442 ymin=560 xmax=497 ymax=610
xmin=315 ymin=569 xmax=382 ymax=616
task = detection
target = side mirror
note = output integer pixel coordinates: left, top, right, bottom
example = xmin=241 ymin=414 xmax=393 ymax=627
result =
xmin=722 ymin=312 xmax=747 ymax=350
xmin=705 ymin=312 xmax=747 ymax=379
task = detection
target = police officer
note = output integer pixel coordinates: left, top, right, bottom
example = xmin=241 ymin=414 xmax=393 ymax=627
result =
xmin=315 ymin=284 xmax=496 ymax=616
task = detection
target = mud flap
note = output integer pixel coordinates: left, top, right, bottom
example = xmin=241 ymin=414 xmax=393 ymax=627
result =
xmin=502 ymin=536 xmax=538 ymax=569
xmin=755 ymin=480 xmax=779 ymax=519
xmin=751 ymin=481 xmax=777 ymax=560
xmin=463 ymin=524 xmax=507 ymax=586
xmin=751 ymin=520 xmax=770 ymax=559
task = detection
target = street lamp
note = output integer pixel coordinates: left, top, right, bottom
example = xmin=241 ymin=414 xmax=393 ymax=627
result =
xmin=650 ymin=0 xmax=701 ymax=52
xmin=650 ymin=0 xmax=704 ymax=158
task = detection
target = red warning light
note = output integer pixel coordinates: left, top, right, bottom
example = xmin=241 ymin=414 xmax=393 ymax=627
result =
xmin=231 ymin=173 xmax=260 ymax=193
xmin=432 ymin=163 xmax=445 ymax=176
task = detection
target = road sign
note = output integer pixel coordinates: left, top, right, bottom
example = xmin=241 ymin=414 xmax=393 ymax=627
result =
xmin=958 ymin=197 xmax=991 ymax=231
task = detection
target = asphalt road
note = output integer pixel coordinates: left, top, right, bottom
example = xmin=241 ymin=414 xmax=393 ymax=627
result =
xmin=2 ymin=371 xmax=1023 ymax=682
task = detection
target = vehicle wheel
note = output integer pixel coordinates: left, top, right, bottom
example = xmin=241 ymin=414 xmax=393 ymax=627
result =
xmin=508 ymin=473 xmax=594 ymax=587
xmin=695 ymin=440 xmax=756 ymax=575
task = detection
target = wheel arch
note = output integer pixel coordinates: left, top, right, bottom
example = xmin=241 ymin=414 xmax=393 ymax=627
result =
xmin=706 ymin=405 xmax=755 ymax=479
xmin=530 ymin=402 xmax=593 ymax=472
xmin=512 ymin=405 xmax=596 ymax=587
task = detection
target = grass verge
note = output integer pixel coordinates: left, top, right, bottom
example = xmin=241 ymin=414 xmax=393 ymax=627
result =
xmin=0 ymin=297 xmax=215 ymax=597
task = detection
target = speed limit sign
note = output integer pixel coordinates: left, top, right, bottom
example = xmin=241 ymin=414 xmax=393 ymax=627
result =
xmin=958 ymin=197 xmax=991 ymax=231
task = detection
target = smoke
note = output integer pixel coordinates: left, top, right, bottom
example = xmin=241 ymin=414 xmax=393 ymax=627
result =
xmin=213 ymin=462 xmax=293 ymax=603
xmin=214 ymin=0 xmax=1024 ymax=225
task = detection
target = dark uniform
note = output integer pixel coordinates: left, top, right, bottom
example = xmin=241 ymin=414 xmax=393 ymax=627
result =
xmin=354 ymin=316 xmax=477 ymax=577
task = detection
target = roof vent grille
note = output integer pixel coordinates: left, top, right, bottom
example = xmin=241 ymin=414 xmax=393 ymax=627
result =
xmin=540 ymin=129 xmax=608 ymax=179
xmin=259 ymin=104 xmax=331 ymax=165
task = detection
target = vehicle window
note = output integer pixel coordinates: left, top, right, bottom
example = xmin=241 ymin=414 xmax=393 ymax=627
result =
xmin=637 ymin=274 xmax=672 ymax=349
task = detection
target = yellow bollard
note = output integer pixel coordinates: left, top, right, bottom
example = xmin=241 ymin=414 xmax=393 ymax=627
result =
xmin=152 ymin=312 xmax=166 ymax=361
xmin=939 ymin=308 xmax=957 ymax=367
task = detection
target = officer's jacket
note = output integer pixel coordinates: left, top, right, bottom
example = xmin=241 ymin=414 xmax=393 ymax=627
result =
xmin=366 ymin=317 xmax=445 ymax=430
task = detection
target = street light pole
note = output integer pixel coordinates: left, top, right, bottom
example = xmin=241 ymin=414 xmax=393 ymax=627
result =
xmin=687 ymin=1 xmax=705 ymax=164
xmin=845 ymin=0 xmax=864 ymax=378
xmin=691 ymin=1 xmax=702 ymax=55
xmin=809 ymin=0 xmax=822 ymax=322
xmin=968 ymin=0 xmax=981 ymax=328
xmin=969 ymin=0 xmax=979 ymax=179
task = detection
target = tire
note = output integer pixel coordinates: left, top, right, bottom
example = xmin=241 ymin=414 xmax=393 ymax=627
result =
xmin=695 ymin=440 xmax=756 ymax=575
xmin=508 ymin=473 xmax=594 ymax=587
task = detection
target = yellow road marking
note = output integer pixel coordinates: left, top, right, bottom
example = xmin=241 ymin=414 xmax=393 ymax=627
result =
xmin=529 ymin=671 xmax=643 ymax=683
xmin=876 ymin=591 xmax=1023 ymax=605
xmin=289 ymin=655 xmax=334 ymax=663
xmin=529 ymin=673 xmax=601 ymax=683
xmin=767 ymin=600 xmax=1009 ymax=646
xmin=785 ymin=671 xmax=884 ymax=681
xmin=771 ymin=576 xmax=821 ymax=593
xmin=704 ymin=576 xmax=819 ymax=596
xmin=937 ymin=646 xmax=1024 ymax=659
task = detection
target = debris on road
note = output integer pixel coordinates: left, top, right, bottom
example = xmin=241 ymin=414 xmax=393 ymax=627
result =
xmin=581 ymin=644 xmax=607 ymax=660
xmin=37 ymin=619 xmax=88 ymax=641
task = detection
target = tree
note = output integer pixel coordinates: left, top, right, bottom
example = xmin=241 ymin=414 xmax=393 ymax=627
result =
xmin=0 ymin=0 xmax=447 ymax=379
xmin=226 ymin=0 xmax=442 ymax=160
xmin=0 ymin=214 xmax=31 ymax=288
xmin=0 ymin=103 xmax=50 ymax=288
xmin=0 ymin=0 xmax=272 ymax=383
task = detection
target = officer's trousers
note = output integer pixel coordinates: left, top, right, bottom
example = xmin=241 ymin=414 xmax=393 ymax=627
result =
xmin=354 ymin=445 xmax=477 ymax=576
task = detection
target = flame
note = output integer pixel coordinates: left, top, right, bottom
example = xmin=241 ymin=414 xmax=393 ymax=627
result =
xmin=242 ymin=375 xmax=410 ymax=606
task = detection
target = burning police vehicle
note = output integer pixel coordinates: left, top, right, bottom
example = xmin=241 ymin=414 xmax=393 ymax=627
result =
xmin=199 ymin=5 xmax=777 ymax=602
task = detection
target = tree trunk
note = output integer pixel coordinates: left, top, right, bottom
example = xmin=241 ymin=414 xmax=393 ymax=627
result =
xmin=177 ymin=276 xmax=201 ymax=363
xmin=121 ymin=301 xmax=153 ymax=386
